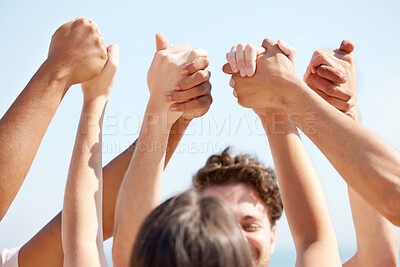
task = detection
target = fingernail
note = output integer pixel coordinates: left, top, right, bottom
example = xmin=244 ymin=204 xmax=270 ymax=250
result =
xmin=170 ymin=105 xmax=178 ymax=111
xmin=246 ymin=68 xmax=253 ymax=76
xmin=173 ymin=85 xmax=180 ymax=91
xmin=232 ymin=64 xmax=238 ymax=73
xmin=165 ymin=94 xmax=172 ymax=101
xmin=240 ymin=68 xmax=246 ymax=77
xmin=181 ymin=69 xmax=188 ymax=75
xmin=233 ymin=90 xmax=238 ymax=98
xmin=279 ymin=40 xmax=288 ymax=48
xmin=342 ymin=76 xmax=347 ymax=83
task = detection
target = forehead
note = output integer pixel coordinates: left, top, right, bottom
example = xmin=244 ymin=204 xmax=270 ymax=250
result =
xmin=202 ymin=183 xmax=270 ymax=223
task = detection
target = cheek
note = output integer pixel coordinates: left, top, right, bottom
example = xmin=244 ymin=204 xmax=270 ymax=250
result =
xmin=243 ymin=231 xmax=266 ymax=253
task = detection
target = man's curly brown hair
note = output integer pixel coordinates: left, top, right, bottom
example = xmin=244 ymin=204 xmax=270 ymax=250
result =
xmin=193 ymin=147 xmax=283 ymax=226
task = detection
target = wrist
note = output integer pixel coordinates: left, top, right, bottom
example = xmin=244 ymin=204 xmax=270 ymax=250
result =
xmin=83 ymin=96 xmax=109 ymax=108
xmin=142 ymin=102 xmax=173 ymax=135
xmin=279 ymin=77 xmax=314 ymax=114
xmin=136 ymin=110 xmax=171 ymax=154
xmin=146 ymin=97 xmax=180 ymax=130
xmin=83 ymin=94 xmax=110 ymax=105
xmin=43 ymin=58 xmax=74 ymax=90
xmin=257 ymin=108 xmax=298 ymax=135
xmin=169 ymin=116 xmax=192 ymax=136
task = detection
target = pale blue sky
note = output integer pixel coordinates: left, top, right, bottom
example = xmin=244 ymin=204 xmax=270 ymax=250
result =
xmin=0 ymin=0 xmax=399 ymax=265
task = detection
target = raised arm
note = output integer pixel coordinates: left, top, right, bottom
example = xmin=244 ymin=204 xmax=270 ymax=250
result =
xmin=0 ymin=18 xmax=107 ymax=220
xmin=225 ymin=41 xmax=341 ymax=266
xmin=61 ymin=44 xmax=119 ymax=267
xmin=304 ymin=41 xmax=399 ymax=266
xmin=112 ymin=34 xmax=210 ymax=267
xmin=261 ymin=112 xmax=341 ymax=267
xmin=226 ymin=37 xmax=400 ymax=226
xmin=17 ymin=43 xmax=212 ymax=267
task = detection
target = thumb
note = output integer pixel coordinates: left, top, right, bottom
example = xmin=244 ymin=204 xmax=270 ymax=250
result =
xmin=261 ymin=38 xmax=276 ymax=50
xmin=222 ymin=63 xmax=234 ymax=74
xmin=104 ymin=44 xmax=119 ymax=72
xmin=339 ymin=40 xmax=355 ymax=53
xmin=156 ymin=33 xmax=169 ymax=52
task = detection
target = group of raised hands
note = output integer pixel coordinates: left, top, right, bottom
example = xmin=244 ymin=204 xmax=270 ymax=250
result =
xmin=0 ymin=17 xmax=399 ymax=267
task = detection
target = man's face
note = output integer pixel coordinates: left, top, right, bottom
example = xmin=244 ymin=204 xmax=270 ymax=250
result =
xmin=202 ymin=183 xmax=276 ymax=267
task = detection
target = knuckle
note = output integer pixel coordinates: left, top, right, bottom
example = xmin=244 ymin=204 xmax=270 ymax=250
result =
xmin=170 ymin=93 xmax=177 ymax=101
xmin=175 ymin=104 xmax=183 ymax=111
xmin=89 ymin=25 xmax=97 ymax=33
xmin=75 ymin=18 xmax=86 ymax=25
xmin=343 ymin=102 xmax=351 ymax=111
xmin=190 ymin=48 xmax=201 ymax=57
xmin=201 ymin=57 xmax=210 ymax=68
xmin=325 ymin=86 xmax=336 ymax=95
xmin=319 ymin=53 xmax=328 ymax=61
xmin=346 ymin=89 xmax=354 ymax=98
xmin=306 ymin=74 xmax=317 ymax=86
xmin=237 ymin=43 xmax=245 ymax=50
xmin=195 ymin=86 xmax=204 ymax=96
xmin=206 ymin=83 xmax=212 ymax=93
xmin=207 ymin=95 xmax=213 ymax=105
xmin=185 ymin=62 xmax=195 ymax=72
xmin=197 ymin=70 xmax=208 ymax=81
xmin=100 ymin=49 xmax=107 ymax=60
xmin=178 ymin=77 xmax=188 ymax=88
xmin=316 ymin=65 xmax=327 ymax=75
xmin=314 ymin=49 xmax=323 ymax=56
xmin=156 ymin=51 xmax=164 ymax=59
xmin=321 ymin=93 xmax=329 ymax=102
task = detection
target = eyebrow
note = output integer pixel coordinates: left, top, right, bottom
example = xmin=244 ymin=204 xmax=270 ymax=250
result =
xmin=241 ymin=215 xmax=262 ymax=222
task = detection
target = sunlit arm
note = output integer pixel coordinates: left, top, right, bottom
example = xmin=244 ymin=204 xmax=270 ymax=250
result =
xmin=112 ymin=101 xmax=172 ymax=267
xmin=283 ymin=81 xmax=400 ymax=226
xmin=259 ymin=110 xmax=341 ymax=267
xmin=62 ymin=98 xmax=108 ymax=267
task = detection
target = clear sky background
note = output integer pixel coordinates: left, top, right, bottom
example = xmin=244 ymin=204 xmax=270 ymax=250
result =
xmin=0 ymin=0 xmax=399 ymax=265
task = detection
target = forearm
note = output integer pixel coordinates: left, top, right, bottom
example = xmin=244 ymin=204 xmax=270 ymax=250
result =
xmin=343 ymin=187 xmax=399 ymax=267
xmin=62 ymin=99 xmax=107 ymax=266
xmin=283 ymin=80 xmax=400 ymax=225
xmin=18 ymin=116 xmax=191 ymax=267
xmin=260 ymin=112 xmax=340 ymax=266
xmin=0 ymin=60 xmax=71 ymax=219
xmin=112 ymin=105 xmax=171 ymax=267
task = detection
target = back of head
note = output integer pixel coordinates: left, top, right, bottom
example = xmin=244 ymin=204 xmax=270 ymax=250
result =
xmin=131 ymin=189 xmax=253 ymax=267
xmin=193 ymin=147 xmax=283 ymax=226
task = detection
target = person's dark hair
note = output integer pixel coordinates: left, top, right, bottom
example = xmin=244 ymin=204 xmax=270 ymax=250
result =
xmin=131 ymin=189 xmax=253 ymax=267
xmin=193 ymin=147 xmax=283 ymax=226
